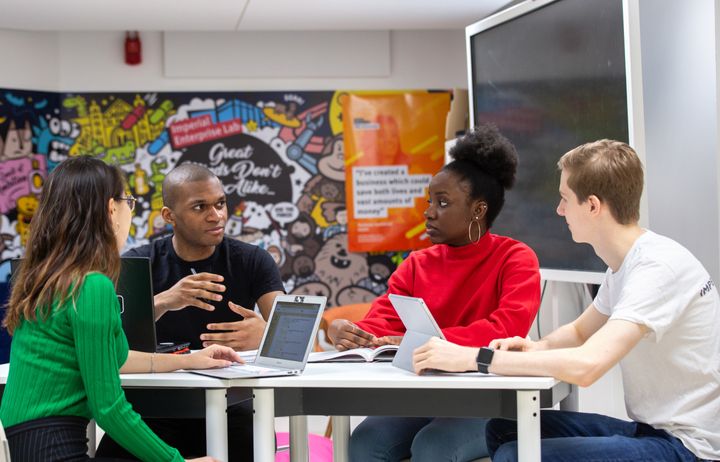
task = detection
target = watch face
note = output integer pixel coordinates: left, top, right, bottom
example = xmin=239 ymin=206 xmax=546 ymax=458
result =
xmin=477 ymin=347 xmax=494 ymax=365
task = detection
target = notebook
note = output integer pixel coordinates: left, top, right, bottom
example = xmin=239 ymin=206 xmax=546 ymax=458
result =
xmin=388 ymin=294 xmax=445 ymax=372
xmin=191 ymin=294 xmax=326 ymax=379
xmin=116 ymin=257 xmax=189 ymax=354
xmin=308 ymin=344 xmax=398 ymax=363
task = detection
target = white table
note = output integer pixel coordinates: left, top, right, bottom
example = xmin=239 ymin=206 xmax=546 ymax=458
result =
xmin=1 ymin=362 xmax=569 ymax=462
xmin=226 ymin=362 xmax=569 ymax=462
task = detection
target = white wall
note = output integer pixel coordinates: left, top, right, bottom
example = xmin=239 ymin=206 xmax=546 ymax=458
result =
xmin=0 ymin=29 xmax=59 ymax=90
xmin=717 ymin=0 xmax=720 ymax=248
xmin=57 ymin=30 xmax=468 ymax=92
xmin=639 ymin=0 xmax=720 ymax=283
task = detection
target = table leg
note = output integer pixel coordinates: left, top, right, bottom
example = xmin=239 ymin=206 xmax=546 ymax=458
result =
xmin=253 ymin=388 xmax=275 ymax=462
xmin=289 ymin=415 xmax=309 ymax=462
xmin=331 ymin=416 xmax=350 ymax=462
xmin=516 ymin=390 xmax=541 ymax=462
xmin=205 ymin=389 xmax=228 ymax=461
xmin=559 ymin=384 xmax=579 ymax=411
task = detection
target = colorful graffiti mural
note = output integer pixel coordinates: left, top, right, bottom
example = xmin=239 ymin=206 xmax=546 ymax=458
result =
xmin=0 ymin=88 xmax=409 ymax=307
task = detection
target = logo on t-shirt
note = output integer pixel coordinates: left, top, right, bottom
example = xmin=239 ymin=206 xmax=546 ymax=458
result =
xmin=700 ymin=279 xmax=715 ymax=297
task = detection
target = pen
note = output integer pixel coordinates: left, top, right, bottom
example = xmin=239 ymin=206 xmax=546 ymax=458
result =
xmin=190 ymin=268 xmax=197 ymax=276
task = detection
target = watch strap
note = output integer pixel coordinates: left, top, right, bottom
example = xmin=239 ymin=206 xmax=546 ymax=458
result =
xmin=476 ymin=347 xmax=494 ymax=374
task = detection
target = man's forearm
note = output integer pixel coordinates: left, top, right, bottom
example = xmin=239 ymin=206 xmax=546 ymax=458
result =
xmin=153 ymin=293 xmax=170 ymax=320
xmin=490 ymin=347 xmax=602 ymax=386
xmin=535 ymin=323 xmax=585 ymax=350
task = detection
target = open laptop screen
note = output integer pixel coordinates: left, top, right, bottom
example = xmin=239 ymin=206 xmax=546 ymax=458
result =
xmin=116 ymin=257 xmax=158 ymax=353
xmin=259 ymin=300 xmax=323 ymax=362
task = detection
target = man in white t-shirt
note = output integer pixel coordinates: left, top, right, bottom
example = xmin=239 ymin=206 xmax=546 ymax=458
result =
xmin=412 ymin=139 xmax=720 ymax=461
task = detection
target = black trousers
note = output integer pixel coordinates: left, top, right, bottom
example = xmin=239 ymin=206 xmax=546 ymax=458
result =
xmin=5 ymin=415 xmax=132 ymax=462
xmin=95 ymin=398 xmax=254 ymax=461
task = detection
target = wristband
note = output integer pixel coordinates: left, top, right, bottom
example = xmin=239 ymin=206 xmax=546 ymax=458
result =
xmin=476 ymin=347 xmax=494 ymax=374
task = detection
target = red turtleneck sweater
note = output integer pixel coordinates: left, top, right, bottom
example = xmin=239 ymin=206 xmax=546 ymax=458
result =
xmin=356 ymin=232 xmax=541 ymax=347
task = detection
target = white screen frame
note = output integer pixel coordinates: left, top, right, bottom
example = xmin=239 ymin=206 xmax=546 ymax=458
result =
xmin=255 ymin=294 xmax=326 ymax=370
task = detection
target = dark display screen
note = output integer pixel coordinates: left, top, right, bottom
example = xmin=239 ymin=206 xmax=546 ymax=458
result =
xmin=470 ymin=0 xmax=627 ymax=277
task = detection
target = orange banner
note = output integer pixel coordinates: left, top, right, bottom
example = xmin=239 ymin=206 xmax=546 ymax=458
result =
xmin=343 ymin=92 xmax=450 ymax=252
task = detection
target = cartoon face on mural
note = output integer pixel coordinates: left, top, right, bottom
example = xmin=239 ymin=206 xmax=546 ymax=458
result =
xmin=32 ymin=116 xmax=79 ymax=168
xmin=291 ymin=280 xmax=331 ymax=299
xmin=367 ymin=254 xmax=394 ymax=285
xmin=317 ymin=135 xmax=345 ymax=182
xmin=292 ymin=254 xmax=315 ymax=278
xmin=225 ymin=214 xmax=244 ymax=237
xmin=239 ymin=201 xmax=273 ymax=234
xmin=1 ymin=120 xmax=33 ymax=160
xmin=297 ymin=174 xmax=346 ymax=229
xmin=314 ymin=233 xmax=368 ymax=300
xmin=335 ymin=208 xmax=348 ymax=226
xmin=16 ymin=194 xmax=39 ymax=246
xmin=286 ymin=213 xmax=320 ymax=255
xmin=291 ymin=219 xmax=312 ymax=240
xmin=279 ymin=212 xmax=321 ymax=280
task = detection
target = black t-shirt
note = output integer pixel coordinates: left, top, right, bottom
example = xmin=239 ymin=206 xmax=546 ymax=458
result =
xmin=124 ymin=236 xmax=285 ymax=349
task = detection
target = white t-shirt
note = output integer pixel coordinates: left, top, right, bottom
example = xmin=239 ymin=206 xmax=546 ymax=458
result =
xmin=594 ymin=230 xmax=720 ymax=460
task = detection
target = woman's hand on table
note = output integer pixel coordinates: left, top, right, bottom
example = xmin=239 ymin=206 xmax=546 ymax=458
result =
xmin=328 ymin=319 xmax=377 ymax=351
xmin=182 ymin=344 xmax=244 ymax=370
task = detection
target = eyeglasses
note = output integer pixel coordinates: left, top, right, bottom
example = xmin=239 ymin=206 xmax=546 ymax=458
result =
xmin=118 ymin=195 xmax=136 ymax=212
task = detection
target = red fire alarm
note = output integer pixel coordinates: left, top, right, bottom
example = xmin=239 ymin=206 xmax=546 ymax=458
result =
xmin=125 ymin=31 xmax=142 ymax=65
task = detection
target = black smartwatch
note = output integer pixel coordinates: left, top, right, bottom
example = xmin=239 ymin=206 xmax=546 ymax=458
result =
xmin=476 ymin=347 xmax=495 ymax=374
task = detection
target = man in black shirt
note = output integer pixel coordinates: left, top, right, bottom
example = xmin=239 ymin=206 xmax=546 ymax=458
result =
xmin=132 ymin=163 xmax=284 ymax=350
xmin=98 ymin=163 xmax=285 ymax=461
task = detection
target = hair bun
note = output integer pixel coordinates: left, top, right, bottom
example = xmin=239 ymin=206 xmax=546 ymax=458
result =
xmin=449 ymin=124 xmax=518 ymax=190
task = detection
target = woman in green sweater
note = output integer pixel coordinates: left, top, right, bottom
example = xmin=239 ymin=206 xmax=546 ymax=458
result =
xmin=0 ymin=156 xmax=241 ymax=462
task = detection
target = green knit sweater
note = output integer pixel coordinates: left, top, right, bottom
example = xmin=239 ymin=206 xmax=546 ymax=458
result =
xmin=0 ymin=273 xmax=183 ymax=462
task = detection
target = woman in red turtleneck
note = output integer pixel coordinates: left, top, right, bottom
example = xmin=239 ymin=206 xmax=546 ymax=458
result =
xmin=328 ymin=124 xmax=540 ymax=462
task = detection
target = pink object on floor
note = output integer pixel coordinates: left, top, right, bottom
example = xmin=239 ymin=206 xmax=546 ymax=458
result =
xmin=274 ymin=432 xmax=333 ymax=462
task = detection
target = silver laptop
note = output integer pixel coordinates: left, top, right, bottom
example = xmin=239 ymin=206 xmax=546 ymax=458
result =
xmin=388 ymin=294 xmax=445 ymax=372
xmin=191 ymin=294 xmax=326 ymax=379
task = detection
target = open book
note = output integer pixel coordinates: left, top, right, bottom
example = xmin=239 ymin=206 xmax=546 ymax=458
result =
xmin=308 ymin=344 xmax=399 ymax=363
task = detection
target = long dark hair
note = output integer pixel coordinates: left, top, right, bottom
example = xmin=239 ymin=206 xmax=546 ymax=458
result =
xmin=3 ymin=156 xmax=126 ymax=333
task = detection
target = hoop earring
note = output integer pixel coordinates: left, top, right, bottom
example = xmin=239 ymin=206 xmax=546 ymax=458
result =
xmin=468 ymin=217 xmax=482 ymax=244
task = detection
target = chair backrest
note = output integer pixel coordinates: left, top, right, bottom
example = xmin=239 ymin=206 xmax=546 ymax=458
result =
xmin=0 ymin=418 xmax=11 ymax=462
xmin=316 ymin=303 xmax=372 ymax=351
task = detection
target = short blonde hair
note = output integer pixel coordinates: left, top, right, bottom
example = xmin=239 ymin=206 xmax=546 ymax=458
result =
xmin=557 ymin=139 xmax=643 ymax=224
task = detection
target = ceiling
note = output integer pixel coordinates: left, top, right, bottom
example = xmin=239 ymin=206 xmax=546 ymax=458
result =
xmin=0 ymin=0 xmax=513 ymax=31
